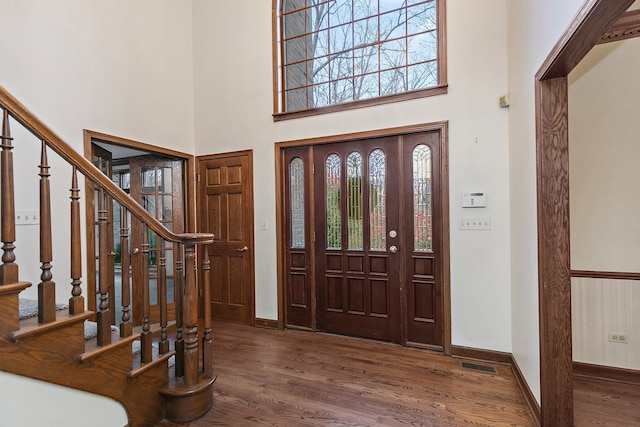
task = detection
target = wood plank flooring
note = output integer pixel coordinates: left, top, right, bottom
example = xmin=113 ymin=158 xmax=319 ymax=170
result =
xmin=574 ymin=377 xmax=640 ymax=426
xmin=167 ymin=321 xmax=535 ymax=426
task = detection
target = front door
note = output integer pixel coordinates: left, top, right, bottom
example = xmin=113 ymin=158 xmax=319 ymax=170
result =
xmin=197 ymin=151 xmax=255 ymax=325
xmin=284 ymin=130 xmax=443 ymax=347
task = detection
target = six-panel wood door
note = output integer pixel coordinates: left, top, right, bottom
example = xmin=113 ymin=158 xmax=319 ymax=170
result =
xmin=198 ymin=152 xmax=254 ymax=325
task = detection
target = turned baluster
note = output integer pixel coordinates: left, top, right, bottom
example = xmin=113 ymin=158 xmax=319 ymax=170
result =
xmin=69 ymin=166 xmax=84 ymax=314
xmin=174 ymin=250 xmax=184 ymax=377
xmin=97 ymin=188 xmax=112 ymax=345
xmin=183 ymin=243 xmax=199 ymax=387
xmin=158 ymin=242 xmax=169 ymax=354
xmin=38 ymin=141 xmax=56 ymax=323
xmin=119 ymin=207 xmax=132 ymax=337
xmin=140 ymin=228 xmax=152 ymax=363
xmin=0 ymin=109 xmax=18 ymax=285
xmin=202 ymin=245 xmax=213 ymax=378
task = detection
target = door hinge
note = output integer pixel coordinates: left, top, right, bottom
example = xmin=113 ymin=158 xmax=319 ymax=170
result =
xmin=197 ymin=172 xmax=201 ymax=183
xmin=312 ymin=164 xmax=315 ymax=175
xmin=314 ymin=231 xmax=316 ymax=243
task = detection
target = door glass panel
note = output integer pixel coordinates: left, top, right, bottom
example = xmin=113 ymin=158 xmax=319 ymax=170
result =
xmin=160 ymin=167 xmax=172 ymax=191
xmin=289 ymin=157 xmax=305 ymax=249
xmin=162 ymin=195 xmax=173 ymax=220
xmin=369 ymin=149 xmax=386 ymax=251
xmin=412 ymin=144 xmax=432 ymax=252
xmin=142 ymin=168 xmax=156 ymax=189
xmin=326 ymin=154 xmax=342 ymax=249
xmin=347 ymin=151 xmax=363 ymax=250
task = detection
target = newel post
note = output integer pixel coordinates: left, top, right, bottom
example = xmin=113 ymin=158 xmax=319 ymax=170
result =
xmin=183 ymin=243 xmax=199 ymax=387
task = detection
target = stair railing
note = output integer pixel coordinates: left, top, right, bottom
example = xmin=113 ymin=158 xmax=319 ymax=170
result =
xmin=0 ymin=85 xmax=213 ymax=390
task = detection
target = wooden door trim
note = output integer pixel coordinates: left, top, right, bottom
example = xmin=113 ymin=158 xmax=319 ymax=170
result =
xmin=83 ymin=131 xmax=196 ymax=323
xmin=196 ymin=149 xmax=256 ymax=325
xmin=535 ymin=1 xmax=634 ymax=425
xmin=275 ymin=122 xmax=451 ymax=354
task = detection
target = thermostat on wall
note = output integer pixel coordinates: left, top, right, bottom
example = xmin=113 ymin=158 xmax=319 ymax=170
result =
xmin=462 ymin=191 xmax=486 ymax=208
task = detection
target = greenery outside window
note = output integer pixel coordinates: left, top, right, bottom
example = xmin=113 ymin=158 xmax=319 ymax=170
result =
xmin=275 ymin=0 xmax=447 ymax=120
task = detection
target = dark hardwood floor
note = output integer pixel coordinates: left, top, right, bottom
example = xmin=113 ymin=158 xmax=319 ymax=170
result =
xmin=574 ymin=376 xmax=640 ymax=426
xmin=163 ymin=321 xmax=535 ymax=426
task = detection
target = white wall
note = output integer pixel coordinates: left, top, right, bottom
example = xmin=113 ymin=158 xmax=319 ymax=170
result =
xmin=193 ymin=1 xmax=514 ymax=352
xmin=506 ymin=0 xmax=586 ymax=402
xmin=569 ymin=37 xmax=640 ymax=369
xmin=0 ymin=1 xmax=196 ymax=301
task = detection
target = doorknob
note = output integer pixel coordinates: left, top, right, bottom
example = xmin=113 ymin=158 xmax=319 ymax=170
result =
xmin=132 ymin=248 xmax=140 ymax=254
xmin=389 ymin=245 xmax=398 ymax=254
xmin=235 ymin=246 xmax=249 ymax=252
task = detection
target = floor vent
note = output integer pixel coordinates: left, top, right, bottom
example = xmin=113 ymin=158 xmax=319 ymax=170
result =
xmin=459 ymin=361 xmax=498 ymax=375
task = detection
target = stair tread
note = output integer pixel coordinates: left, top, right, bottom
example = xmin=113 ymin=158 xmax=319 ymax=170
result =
xmin=10 ymin=310 xmax=94 ymax=342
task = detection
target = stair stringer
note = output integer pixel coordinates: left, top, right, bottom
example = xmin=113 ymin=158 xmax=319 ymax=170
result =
xmin=0 ymin=317 xmax=171 ymax=426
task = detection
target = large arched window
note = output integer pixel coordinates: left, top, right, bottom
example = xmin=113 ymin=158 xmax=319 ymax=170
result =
xmin=275 ymin=0 xmax=447 ymax=119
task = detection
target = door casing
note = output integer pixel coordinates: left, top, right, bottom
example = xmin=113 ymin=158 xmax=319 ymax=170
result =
xmin=275 ymin=122 xmax=451 ymax=353
xmin=83 ymin=130 xmax=197 ymax=321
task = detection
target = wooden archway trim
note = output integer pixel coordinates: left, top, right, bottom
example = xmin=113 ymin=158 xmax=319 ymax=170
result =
xmin=535 ymin=1 xmax=635 ymax=426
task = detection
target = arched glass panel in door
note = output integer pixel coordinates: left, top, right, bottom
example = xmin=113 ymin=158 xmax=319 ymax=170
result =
xmin=369 ymin=149 xmax=386 ymax=251
xmin=413 ymin=144 xmax=432 ymax=252
xmin=325 ymin=154 xmax=342 ymax=249
xmin=346 ymin=151 xmax=363 ymax=250
xmin=289 ymin=157 xmax=305 ymax=248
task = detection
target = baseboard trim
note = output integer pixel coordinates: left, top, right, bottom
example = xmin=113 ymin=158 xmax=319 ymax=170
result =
xmin=574 ymin=361 xmax=640 ymax=386
xmin=254 ymin=318 xmax=279 ymax=329
xmin=451 ymin=345 xmax=512 ymax=365
xmin=451 ymin=345 xmax=540 ymax=426
xmin=511 ymin=354 xmax=541 ymax=427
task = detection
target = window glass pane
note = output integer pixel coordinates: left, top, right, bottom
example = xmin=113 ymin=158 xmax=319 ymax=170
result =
xmin=280 ymin=0 xmax=442 ymax=113
xmin=407 ymin=30 xmax=436 ymax=64
xmin=346 ymin=152 xmax=363 ymax=250
xmin=408 ymin=61 xmax=437 ymax=90
xmin=325 ymin=154 xmax=342 ymax=249
xmin=380 ymin=68 xmax=407 ymax=95
xmin=369 ymin=149 xmax=386 ymax=251
xmin=380 ymin=0 xmax=406 ymax=14
xmin=354 ymin=72 xmax=379 ymax=100
xmin=379 ymin=9 xmax=406 ymax=39
xmin=285 ymin=9 xmax=306 ymax=39
xmin=328 ymin=0 xmax=352 ymax=26
xmin=413 ymin=144 xmax=432 ymax=252
xmin=380 ymin=38 xmax=406 ymax=71
xmin=289 ymin=157 xmax=305 ymax=249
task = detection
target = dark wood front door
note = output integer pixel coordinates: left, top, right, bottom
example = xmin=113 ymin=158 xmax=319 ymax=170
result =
xmin=198 ymin=151 xmax=254 ymax=325
xmin=284 ymin=130 xmax=443 ymax=347
xmin=314 ymin=137 xmax=402 ymax=341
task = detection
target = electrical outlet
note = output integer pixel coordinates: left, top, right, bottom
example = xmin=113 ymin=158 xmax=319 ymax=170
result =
xmin=608 ymin=332 xmax=629 ymax=344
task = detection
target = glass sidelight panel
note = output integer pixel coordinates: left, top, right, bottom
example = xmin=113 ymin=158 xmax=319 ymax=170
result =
xmin=369 ymin=149 xmax=386 ymax=251
xmin=289 ymin=157 xmax=305 ymax=249
xmin=326 ymin=154 xmax=342 ymax=249
xmin=346 ymin=151 xmax=363 ymax=250
xmin=412 ymin=144 xmax=432 ymax=252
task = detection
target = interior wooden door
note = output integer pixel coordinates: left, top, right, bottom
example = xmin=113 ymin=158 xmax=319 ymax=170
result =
xmin=314 ymin=137 xmax=402 ymax=342
xmin=198 ymin=151 xmax=254 ymax=325
xmin=130 ymin=156 xmax=184 ymax=324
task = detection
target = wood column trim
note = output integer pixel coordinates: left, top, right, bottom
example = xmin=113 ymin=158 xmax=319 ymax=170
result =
xmin=536 ymin=76 xmax=573 ymax=426
xmin=599 ymin=9 xmax=640 ymax=44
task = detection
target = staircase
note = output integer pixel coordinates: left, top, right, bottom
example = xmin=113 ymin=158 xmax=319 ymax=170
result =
xmin=0 ymin=86 xmax=215 ymax=426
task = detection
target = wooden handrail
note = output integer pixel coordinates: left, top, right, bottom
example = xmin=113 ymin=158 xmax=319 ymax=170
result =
xmin=0 ymin=85 xmax=213 ymax=246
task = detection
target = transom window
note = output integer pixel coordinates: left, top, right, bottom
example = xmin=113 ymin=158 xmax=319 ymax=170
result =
xmin=276 ymin=0 xmax=446 ymax=118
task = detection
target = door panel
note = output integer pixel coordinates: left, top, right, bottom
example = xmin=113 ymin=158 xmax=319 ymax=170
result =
xmin=130 ymin=156 xmax=184 ymax=325
xmin=198 ymin=152 xmax=254 ymax=325
xmin=403 ymin=132 xmax=442 ymax=346
xmin=314 ymin=137 xmax=401 ymax=342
